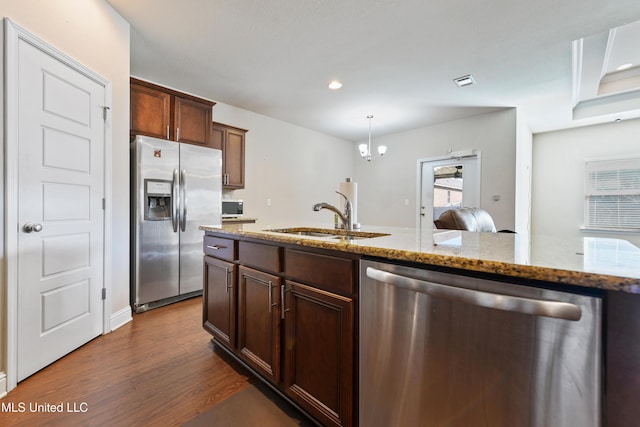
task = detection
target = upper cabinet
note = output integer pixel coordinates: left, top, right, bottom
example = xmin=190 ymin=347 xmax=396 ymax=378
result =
xmin=130 ymin=78 xmax=215 ymax=147
xmin=211 ymin=122 xmax=247 ymax=189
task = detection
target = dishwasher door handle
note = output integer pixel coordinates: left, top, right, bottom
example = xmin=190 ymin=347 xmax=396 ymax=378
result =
xmin=366 ymin=267 xmax=582 ymax=321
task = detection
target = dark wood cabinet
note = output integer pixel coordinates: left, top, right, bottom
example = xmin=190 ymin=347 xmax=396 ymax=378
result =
xmin=203 ymin=236 xmax=237 ymax=349
xmin=173 ymin=96 xmax=212 ymax=146
xmin=130 ymin=82 xmax=171 ymax=140
xmin=130 ymin=78 xmax=214 ymax=147
xmin=202 ymin=232 xmax=357 ymax=427
xmin=203 ymin=256 xmax=236 ymax=349
xmin=284 ymin=280 xmax=354 ymax=427
xmin=606 ymin=290 xmax=640 ymax=427
xmin=211 ymin=122 xmax=247 ymax=188
xmin=237 ymin=266 xmax=282 ymax=384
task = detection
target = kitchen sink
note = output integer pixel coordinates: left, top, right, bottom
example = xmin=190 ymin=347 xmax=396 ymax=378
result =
xmin=265 ymin=227 xmax=390 ymax=240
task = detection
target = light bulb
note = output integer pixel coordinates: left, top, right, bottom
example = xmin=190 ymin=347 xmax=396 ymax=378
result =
xmin=359 ymin=143 xmax=368 ymax=157
xmin=378 ymin=145 xmax=387 ymax=155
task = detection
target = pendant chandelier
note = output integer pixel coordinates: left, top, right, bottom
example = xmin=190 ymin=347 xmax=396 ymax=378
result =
xmin=358 ymin=115 xmax=387 ymax=162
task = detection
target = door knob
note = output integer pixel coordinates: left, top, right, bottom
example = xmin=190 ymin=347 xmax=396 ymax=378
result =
xmin=23 ymin=223 xmax=43 ymax=233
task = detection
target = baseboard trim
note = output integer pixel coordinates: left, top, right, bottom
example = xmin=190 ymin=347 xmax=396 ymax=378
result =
xmin=0 ymin=372 xmax=7 ymax=399
xmin=110 ymin=306 xmax=132 ymax=332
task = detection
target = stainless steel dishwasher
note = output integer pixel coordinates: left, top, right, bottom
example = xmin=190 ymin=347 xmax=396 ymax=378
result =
xmin=359 ymin=259 xmax=602 ymax=427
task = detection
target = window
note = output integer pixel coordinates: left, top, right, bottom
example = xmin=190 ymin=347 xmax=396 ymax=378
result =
xmin=584 ymin=158 xmax=640 ymax=230
xmin=433 ymin=164 xmax=463 ymax=220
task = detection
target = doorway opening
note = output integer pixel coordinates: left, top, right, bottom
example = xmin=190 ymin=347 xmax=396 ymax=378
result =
xmin=418 ymin=153 xmax=481 ymax=232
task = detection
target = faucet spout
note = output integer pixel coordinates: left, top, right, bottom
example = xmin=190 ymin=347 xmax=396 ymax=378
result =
xmin=312 ymin=191 xmax=353 ymax=230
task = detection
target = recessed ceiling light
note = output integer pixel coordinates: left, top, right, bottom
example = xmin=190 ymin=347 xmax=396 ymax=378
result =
xmin=453 ymin=74 xmax=476 ymax=87
xmin=616 ymin=63 xmax=633 ymax=71
xmin=328 ymin=80 xmax=343 ymax=90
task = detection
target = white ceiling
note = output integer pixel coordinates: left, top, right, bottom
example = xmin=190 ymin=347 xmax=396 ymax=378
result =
xmin=106 ymin=0 xmax=640 ymax=141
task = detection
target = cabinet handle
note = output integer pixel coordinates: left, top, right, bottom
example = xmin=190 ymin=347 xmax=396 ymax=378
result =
xmin=226 ymin=268 xmax=232 ymax=293
xmin=268 ymin=280 xmax=274 ymax=312
xmin=206 ymin=245 xmax=225 ymax=250
xmin=280 ymin=285 xmax=291 ymax=319
xmin=167 ymin=125 xmax=170 ymax=140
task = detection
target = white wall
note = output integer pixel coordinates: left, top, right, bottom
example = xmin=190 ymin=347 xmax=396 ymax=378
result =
xmin=532 ymin=118 xmax=640 ymax=246
xmin=213 ymin=102 xmax=355 ymax=229
xmin=353 ymin=109 xmax=517 ymax=230
xmin=0 ymin=0 xmax=130 ymax=391
xmin=515 ymin=109 xmax=533 ymax=235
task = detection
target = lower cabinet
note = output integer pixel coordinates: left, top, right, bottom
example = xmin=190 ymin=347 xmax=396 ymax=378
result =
xmin=203 ymin=234 xmax=356 ymax=427
xmin=203 ymin=255 xmax=236 ymax=349
xmin=237 ymin=266 xmax=282 ymax=384
xmin=284 ymin=281 xmax=354 ymax=427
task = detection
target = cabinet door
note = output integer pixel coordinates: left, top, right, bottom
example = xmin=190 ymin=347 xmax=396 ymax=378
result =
xmin=224 ymin=127 xmax=245 ymax=188
xmin=130 ymin=83 xmax=171 ymax=140
xmin=237 ymin=266 xmax=281 ymax=384
xmin=284 ymin=281 xmax=354 ymax=427
xmin=210 ymin=123 xmax=225 ymax=151
xmin=203 ymin=256 xmax=236 ymax=349
xmin=174 ymin=96 xmax=212 ymax=147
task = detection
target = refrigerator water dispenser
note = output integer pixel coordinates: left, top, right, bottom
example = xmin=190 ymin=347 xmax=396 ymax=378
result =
xmin=144 ymin=179 xmax=172 ymax=220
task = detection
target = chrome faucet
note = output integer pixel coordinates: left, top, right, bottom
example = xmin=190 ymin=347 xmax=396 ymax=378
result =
xmin=312 ymin=191 xmax=353 ymax=230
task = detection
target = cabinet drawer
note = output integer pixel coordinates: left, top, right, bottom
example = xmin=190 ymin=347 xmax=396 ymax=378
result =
xmin=238 ymin=241 xmax=281 ymax=273
xmin=285 ymin=249 xmax=354 ymax=294
xmin=203 ymin=236 xmax=236 ymax=261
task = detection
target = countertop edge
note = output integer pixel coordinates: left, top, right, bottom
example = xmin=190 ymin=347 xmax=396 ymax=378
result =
xmin=200 ymin=225 xmax=640 ymax=293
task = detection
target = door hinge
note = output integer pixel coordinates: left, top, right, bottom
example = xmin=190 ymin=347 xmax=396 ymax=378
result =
xmin=103 ymin=106 xmax=110 ymax=120
xmin=101 ymin=288 xmax=107 ymax=300
xmin=102 ymin=198 xmax=106 ymax=210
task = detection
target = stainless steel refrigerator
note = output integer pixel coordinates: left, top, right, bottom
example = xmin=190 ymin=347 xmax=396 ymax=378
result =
xmin=131 ymin=135 xmax=222 ymax=313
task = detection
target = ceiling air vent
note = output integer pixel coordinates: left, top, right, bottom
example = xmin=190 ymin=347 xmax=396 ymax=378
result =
xmin=453 ymin=74 xmax=476 ymax=87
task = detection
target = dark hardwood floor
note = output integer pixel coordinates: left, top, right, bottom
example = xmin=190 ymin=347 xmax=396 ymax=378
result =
xmin=0 ymin=297 xmax=254 ymax=426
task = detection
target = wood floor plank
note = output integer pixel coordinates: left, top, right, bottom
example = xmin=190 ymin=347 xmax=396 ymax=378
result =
xmin=0 ymin=297 xmax=253 ymax=426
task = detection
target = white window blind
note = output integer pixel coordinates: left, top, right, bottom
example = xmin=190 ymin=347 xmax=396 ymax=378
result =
xmin=585 ymin=158 xmax=640 ymax=230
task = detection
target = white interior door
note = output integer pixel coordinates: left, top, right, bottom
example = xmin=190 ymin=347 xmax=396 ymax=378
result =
xmin=419 ymin=155 xmax=480 ymax=232
xmin=15 ymin=34 xmax=105 ymax=381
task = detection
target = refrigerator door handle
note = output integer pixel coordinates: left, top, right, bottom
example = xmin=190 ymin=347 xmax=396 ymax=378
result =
xmin=172 ymin=169 xmax=179 ymax=232
xmin=180 ymin=169 xmax=187 ymax=232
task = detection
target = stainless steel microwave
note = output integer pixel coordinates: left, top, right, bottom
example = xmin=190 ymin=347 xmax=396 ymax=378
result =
xmin=222 ymin=199 xmax=244 ymax=217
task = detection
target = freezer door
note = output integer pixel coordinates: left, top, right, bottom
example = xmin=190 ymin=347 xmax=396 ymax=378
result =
xmin=131 ymin=136 xmax=180 ymax=307
xmin=179 ymin=143 xmax=222 ymax=295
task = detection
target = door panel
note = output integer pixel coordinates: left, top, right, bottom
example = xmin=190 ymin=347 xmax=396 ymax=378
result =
xmin=130 ymin=82 xmax=171 ymax=140
xmin=16 ymin=37 xmax=105 ymax=381
xmin=42 ymin=280 xmax=90 ymax=331
xmin=131 ymin=136 xmax=179 ymax=308
xmin=43 ymin=183 xmax=90 ymax=220
xmin=43 ymin=127 xmax=90 ymax=172
xmin=224 ymin=129 xmax=245 ymax=188
xmin=284 ymin=281 xmax=354 ymax=427
xmin=42 ymin=234 xmax=90 ymax=275
xmin=237 ymin=266 xmax=281 ymax=384
xmin=178 ymin=144 xmax=222 ymax=295
xmin=203 ymin=256 xmax=236 ymax=348
xmin=174 ymin=96 xmax=212 ymax=146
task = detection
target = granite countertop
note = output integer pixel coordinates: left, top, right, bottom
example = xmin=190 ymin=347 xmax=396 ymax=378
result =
xmin=221 ymin=217 xmax=258 ymax=224
xmin=200 ymin=223 xmax=640 ymax=293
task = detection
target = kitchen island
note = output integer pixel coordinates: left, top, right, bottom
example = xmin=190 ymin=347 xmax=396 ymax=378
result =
xmin=200 ymin=223 xmax=640 ymax=427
